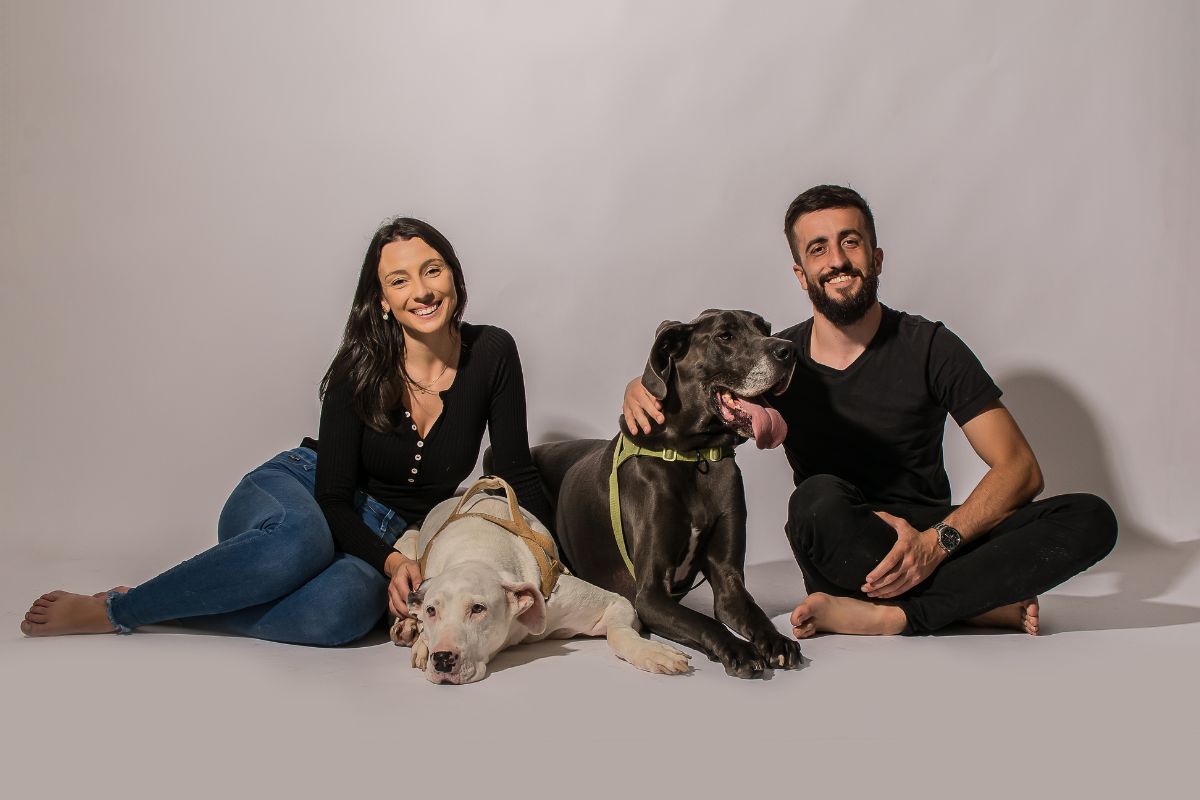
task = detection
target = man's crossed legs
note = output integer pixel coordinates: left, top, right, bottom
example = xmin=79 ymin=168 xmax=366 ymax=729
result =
xmin=785 ymin=475 xmax=1118 ymax=636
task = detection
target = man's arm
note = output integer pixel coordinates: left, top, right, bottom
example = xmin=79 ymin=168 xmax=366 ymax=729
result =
xmin=863 ymin=400 xmax=1043 ymax=599
xmin=937 ymin=400 xmax=1044 ymax=540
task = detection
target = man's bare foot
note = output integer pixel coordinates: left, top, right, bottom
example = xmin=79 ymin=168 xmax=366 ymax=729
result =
xmin=965 ymin=598 xmax=1040 ymax=635
xmin=20 ymin=591 xmax=118 ymax=636
xmin=790 ymin=592 xmax=907 ymax=638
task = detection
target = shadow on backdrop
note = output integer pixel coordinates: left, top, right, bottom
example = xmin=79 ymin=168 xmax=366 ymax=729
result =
xmin=974 ymin=369 xmax=1200 ymax=632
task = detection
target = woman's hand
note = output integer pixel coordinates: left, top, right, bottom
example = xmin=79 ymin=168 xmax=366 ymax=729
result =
xmin=384 ymin=551 xmax=423 ymax=618
xmin=622 ymin=377 xmax=664 ymax=435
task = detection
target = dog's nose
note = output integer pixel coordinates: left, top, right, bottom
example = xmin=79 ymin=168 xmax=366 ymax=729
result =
xmin=771 ymin=343 xmax=795 ymax=362
xmin=432 ymin=651 xmax=458 ymax=673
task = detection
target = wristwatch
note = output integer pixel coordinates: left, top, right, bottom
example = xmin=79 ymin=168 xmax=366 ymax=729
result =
xmin=932 ymin=522 xmax=962 ymax=555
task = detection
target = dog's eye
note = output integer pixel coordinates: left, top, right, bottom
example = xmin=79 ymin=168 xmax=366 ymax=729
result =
xmin=426 ymin=606 xmax=436 ymax=618
xmin=470 ymin=603 xmax=486 ymax=615
xmin=717 ymin=331 xmax=733 ymax=341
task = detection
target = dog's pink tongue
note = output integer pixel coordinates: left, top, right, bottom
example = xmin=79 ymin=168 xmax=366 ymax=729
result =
xmin=738 ymin=397 xmax=787 ymax=449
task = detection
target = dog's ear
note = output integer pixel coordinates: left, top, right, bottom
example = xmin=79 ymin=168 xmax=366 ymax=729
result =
xmin=501 ymin=580 xmax=547 ymax=635
xmin=642 ymin=320 xmax=694 ymax=401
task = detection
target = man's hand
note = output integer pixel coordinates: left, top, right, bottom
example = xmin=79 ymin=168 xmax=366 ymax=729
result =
xmin=622 ymin=378 xmax=664 ymax=435
xmin=384 ymin=551 xmax=423 ymax=618
xmin=862 ymin=512 xmax=946 ymax=599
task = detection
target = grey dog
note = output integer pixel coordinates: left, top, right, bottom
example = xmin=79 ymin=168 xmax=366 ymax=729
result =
xmin=529 ymin=309 xmax=804 ymax=678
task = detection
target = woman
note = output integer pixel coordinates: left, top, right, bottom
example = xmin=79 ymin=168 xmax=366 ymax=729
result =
xmin=20 ymin=218 xmax=551 ymax=645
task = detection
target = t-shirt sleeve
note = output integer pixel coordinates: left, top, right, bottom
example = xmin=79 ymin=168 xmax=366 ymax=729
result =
xmin=313 ymin=379 xmax=396 ymax=575
xmin=484 ymin=329 xmax=554 ymax=527
xmin=927 ymin=324 xmax=1003 ymax=426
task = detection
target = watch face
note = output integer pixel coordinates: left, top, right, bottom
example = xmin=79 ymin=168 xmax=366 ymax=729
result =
xmin=939 ymin=526 xmax=962 ymax=551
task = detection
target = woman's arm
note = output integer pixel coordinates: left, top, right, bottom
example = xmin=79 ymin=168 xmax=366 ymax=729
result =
xmin=483 ymin=329 xmax=554 ymax=526
xmin=313 ymin=380 xmax=406 ymax=576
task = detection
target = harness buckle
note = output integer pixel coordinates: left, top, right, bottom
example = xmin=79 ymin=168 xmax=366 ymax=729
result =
xmin=661 ymin=448 xmax=677 ymax=462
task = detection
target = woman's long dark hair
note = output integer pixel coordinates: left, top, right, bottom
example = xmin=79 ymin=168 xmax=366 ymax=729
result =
xmin=320 ymin=217 xmax=468 ymax=432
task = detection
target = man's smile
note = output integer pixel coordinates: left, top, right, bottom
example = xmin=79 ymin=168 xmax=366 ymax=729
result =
xmin=822 ymin=271 xmax=863 ymax=290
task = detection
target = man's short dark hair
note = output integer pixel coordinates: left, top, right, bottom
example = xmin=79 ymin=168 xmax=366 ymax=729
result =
xmin=784 ymin=185 xmax=878 ymax=263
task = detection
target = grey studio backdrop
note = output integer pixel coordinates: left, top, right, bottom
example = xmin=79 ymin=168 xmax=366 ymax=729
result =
xmin=2 ymin=1 xmax=1197 ymax=583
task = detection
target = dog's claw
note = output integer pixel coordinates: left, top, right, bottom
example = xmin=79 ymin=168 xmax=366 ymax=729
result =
xmin=753 ymin=632 xmax=803 ymax=670
xmin=718 ymin=640 xmax=770 ymax=678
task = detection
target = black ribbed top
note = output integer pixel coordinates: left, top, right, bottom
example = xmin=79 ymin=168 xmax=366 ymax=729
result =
xmin=307 ymin=323 xmax=551 ymax=575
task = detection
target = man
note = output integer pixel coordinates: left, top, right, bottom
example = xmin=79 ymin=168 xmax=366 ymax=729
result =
xmin=623 ymin=185 xmax=1116 ymax=637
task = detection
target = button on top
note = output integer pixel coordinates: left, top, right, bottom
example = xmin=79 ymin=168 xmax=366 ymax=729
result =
xmin=404 ymin=411 xmax=411 ymax=418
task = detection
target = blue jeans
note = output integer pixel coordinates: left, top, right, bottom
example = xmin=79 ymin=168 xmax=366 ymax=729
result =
xmin=107 ymin=447 xmax=404 ymax=646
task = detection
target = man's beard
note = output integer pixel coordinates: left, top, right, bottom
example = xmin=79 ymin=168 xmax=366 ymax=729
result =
xmin=806 ymin=266 xmax=880 ymax=326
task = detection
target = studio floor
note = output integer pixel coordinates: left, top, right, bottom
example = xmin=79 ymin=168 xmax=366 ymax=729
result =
xmin=3 ymin=534 xmax=1197 ymax=799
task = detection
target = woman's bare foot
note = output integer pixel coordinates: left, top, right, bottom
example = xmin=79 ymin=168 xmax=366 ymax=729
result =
xmin=20 ymin=591 xmax=118 ymax=636
xmin=790 ymin=592 xmax=908 ymax=638
xmin=965 ymin=598 xmax=1040 ymax=635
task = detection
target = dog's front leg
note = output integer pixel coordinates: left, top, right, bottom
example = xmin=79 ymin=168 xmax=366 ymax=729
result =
xmin=703 ymin=527 xmax=803 ymax=670
xmin=410 ymin=633 xmax=430 ymax=671
xmin=633 ymin=569 xmax=768 ymax=679
xmin=565 ymin=577 xmax=692 ymax=674
xmin=389 ymin=615 xmax=421 ymax=647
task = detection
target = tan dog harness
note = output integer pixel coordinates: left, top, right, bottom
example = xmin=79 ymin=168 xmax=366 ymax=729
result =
xmin=417 ymin=475 xmax=565 ymax=601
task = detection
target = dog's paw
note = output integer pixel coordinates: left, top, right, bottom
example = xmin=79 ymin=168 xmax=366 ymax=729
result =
xmin=754 ymin=632 xmax=804 ymax=670
xmin=717 ymin=639 xmax=767 ymax=679
xmin=389 ymin=616 xmax=420 ymax=647
xmin=625 ymin=639 xmax=692 ymax=675
xmin=410 ymin=637 xmax=430 ymax=671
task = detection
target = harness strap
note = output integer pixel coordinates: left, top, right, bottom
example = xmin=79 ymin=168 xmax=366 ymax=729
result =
xmin=418 ymin=475 xmax=564 ymax=600
xmin=607 ymin=433 xmax=735 ymax=582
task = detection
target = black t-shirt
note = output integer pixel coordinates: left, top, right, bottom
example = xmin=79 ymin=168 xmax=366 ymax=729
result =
xmin=771 ymin=305 xmax=1002 ymax=507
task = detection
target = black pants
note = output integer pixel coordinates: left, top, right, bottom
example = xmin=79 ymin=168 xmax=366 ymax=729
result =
xmin=784 ymin=475 xmax=1118 ymax=634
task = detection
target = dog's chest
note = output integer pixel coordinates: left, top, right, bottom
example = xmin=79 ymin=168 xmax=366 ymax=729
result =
xmin=672 ymin=526 xmax=704 ymax=584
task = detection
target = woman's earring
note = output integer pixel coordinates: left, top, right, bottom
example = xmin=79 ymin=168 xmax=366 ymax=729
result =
xmin=383 ymin=309 xmax=390 ymax=320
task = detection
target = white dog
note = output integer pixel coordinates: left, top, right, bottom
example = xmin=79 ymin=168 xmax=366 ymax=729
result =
xmin=389 ymin=477 xmax=691 ymax=684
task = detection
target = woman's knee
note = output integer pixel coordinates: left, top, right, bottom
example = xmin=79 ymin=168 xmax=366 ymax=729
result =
xmin=221 ymin=476 xmax=333 ymax=563
xmin=277 ymin=503 xmax=335 ymax=556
